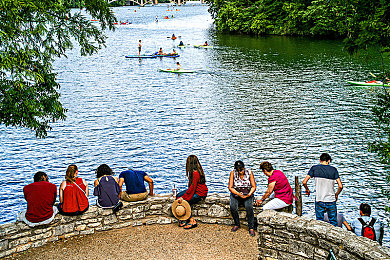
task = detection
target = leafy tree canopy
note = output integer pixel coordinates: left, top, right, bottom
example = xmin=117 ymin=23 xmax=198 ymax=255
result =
xmin=0 ymin=0 xmax=116 ymax=137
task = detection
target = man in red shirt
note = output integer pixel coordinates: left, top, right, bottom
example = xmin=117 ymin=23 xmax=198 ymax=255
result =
xmin=17 ymin=171 xmax=58 ymax=227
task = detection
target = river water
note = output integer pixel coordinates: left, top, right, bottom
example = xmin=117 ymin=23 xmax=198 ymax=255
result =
xmin=1 ymin=3 xmax=389 ymax=245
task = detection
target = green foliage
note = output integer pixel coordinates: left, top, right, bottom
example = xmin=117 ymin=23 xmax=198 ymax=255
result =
xmin=0 ymin=0 xmax=116 ymax=137
xmin=206 ymin=0 xmax=389 ymax=41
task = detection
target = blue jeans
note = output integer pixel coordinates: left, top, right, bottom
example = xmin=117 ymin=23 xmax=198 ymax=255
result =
xmin=176 ymin=190 xmax=204 ymax=205
xmin=176 ymin=189 xmax=206 ymax=220
xmin=230 ymin=193 xmax=254 ymax=230
xmin=315 ymin=201 xmax=337 ymax=227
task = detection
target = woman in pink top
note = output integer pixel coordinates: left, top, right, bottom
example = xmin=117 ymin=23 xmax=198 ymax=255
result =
xmin=255 ymin=161 xmax=293 ymax=210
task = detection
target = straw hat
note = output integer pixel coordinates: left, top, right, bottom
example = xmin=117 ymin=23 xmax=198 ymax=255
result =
xmin=171 ymin=199 xmax=191 ymax=220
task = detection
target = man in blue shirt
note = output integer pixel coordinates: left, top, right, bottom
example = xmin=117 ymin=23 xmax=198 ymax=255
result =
xmin=351 ymin=203 xmax=384 ymax=245
xmin=302 ymin=153 xmax=343 ymax=227
xmin=119 ymin=169 xmax=154 ymax=202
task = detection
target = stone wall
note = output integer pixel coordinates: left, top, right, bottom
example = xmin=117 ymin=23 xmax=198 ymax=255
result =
xmin=0 ymin=194 xmax=261 ymax=258
xmin=3 ymin=195 xmax=390 ymax=260
xmin=257 ymin=210 xmax=390 ymax=260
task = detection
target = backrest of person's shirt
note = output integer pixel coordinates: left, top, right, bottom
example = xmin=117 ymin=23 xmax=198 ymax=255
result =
xmin=119 ymin=170 xmax=147 ymax=194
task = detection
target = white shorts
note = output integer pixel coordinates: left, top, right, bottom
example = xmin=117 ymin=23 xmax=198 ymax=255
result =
xmin=17 ymin=206 xmax=58 ymax=227
xmin=262 ymin=198 xmax=290 ymax=210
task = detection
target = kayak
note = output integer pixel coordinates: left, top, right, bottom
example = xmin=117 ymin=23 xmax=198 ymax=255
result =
xmin=125 ymin=55 xmax=157 ymax=58
xmin=194 ymin=45 xmax=213 ymax=48
xmin=177 ymin=45 xmax=186 ymax=48
xmin=346 ymin=81 xmax=389 ymax=87
xmin=155 ymin=54 xmax=180 ymax=58
xmin=159 ymin=68 xmax=194 ymax=73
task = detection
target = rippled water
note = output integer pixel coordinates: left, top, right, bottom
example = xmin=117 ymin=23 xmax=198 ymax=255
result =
xmin=1 ymin=3 xmax=389 ymax=245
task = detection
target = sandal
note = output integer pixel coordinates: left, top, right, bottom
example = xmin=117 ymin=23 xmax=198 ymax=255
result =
xmin=178 ymin=220 xmax=187 ymax=227
xmin=183 ymin=223 xmax=198 ymax=229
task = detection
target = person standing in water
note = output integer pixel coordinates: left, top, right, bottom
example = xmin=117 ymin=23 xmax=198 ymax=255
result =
xmin=138 ymin=40 xmax=142 ymax=56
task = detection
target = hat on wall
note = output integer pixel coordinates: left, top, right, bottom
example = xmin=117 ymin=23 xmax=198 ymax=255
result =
xmin=171 ymin=199 xmax=191 ymax=221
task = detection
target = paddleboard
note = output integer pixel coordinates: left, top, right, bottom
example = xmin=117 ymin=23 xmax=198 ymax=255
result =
xmin=347 ymin=81 xmax=389 ymax=87
xmin=194 ymin=45 xmax=213 ymax=48
xmin=159 ymin=68 xmax=194 ymax=73
xmin=155 ymin=54 xmax=180 ymax=58
xmin=125 ymin=55 xmax=157 ymax=58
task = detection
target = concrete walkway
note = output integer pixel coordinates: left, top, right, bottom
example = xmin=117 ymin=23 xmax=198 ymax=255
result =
xmin=6 ymin=224 xmax=258 ymax=260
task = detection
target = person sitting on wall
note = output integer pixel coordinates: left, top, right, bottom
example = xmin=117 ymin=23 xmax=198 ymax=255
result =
xmin=175 ymin=155 xmax=208 ymax=229
xmin=17 ymin=171 xmax=58 ymax=227
xmin=351 ymin=203 xmax=384 ymax=245
xmin=255 ymin=161 xmax=294 ymax=210
xmin=58 ymin=164 xmax=89 ymax=216
xmin=118 ymin=168 xmax=154 ymax=202
xmin=93 ymin=164 xmax=121 ymax=208
xmin=229 ymin=160 xmax=256 ymax=237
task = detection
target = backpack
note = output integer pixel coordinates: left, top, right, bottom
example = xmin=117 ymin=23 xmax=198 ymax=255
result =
xmin=358 ymin=217 xmax=376 ymax=241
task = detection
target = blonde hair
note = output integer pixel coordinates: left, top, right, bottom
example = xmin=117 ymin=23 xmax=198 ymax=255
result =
xmin=65 ymin=164 xmax=78 ymax=183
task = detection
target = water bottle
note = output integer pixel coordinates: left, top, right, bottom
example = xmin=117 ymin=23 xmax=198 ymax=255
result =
xmin=172 ymin=184 xmax=177 ymax=198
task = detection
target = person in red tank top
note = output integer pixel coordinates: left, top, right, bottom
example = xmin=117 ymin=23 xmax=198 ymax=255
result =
xmin=175 ymin=155 xmax=208 ymax=229
xmin=58 ymin=164 xmax=89 ymax=216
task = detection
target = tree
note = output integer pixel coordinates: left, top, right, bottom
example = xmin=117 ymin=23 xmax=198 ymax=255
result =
xmin=0 ymin=0 xmax=116 ymax=137
xmin=345 ymin=1 xmax=390 ymax=164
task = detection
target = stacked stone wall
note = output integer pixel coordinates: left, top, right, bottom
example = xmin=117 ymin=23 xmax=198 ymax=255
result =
xmin=2 ymin=195 xmax=390 ymax=259
xmin=0 ymin=194 xmax=261 ymax=258
xmin=257 ymin=210 xmax=390 ymax=260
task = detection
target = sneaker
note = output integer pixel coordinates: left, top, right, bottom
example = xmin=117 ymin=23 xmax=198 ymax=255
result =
xmin=231 ymin=226 xmax=240 ymax=232
xmin=249 ymin=229 xmax=255 ymax=237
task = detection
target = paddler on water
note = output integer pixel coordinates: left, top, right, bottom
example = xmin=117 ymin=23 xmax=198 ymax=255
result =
xmin=176 ymin=62 xmax=182 ymax=71
xmin=202 ymin=41 xmax=208 ymax=46
xmin=138 ymin=40 xmax=142 ymax=56
xmin=157 ymin=48 xmax=165 ymax=55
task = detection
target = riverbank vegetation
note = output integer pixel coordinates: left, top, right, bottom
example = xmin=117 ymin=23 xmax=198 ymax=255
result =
xmin=206 ymin=0 xmax=390 ymax=54
xmin=0 ymin=0 xmax=116 ymax=137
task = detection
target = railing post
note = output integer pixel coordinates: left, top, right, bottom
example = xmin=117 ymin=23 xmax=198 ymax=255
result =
xmin=295 ymin=176 xmax=302 ymax=216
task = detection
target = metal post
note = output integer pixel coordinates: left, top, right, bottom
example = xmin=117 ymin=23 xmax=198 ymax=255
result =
xmin=295 ymin=176 xmax=302 ymax=216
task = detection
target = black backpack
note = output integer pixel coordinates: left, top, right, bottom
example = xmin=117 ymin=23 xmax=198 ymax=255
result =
xmin=358 ymin=217 xmax=376 ymax=241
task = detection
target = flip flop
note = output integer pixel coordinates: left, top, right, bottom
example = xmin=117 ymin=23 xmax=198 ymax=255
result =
xmin=178 ymin=220 xmax=187 ymax=227
xmin=183 ymin=223 xmax=198 ymax=229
